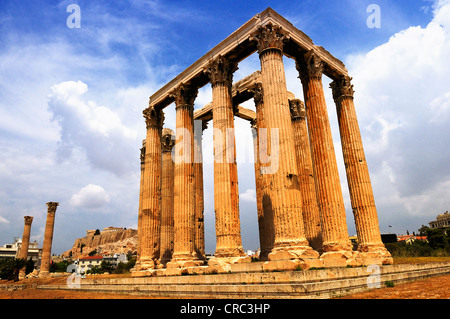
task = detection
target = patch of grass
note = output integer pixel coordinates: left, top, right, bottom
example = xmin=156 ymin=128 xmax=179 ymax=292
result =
xmin=385 ymin=280 xmax=395 ymax=288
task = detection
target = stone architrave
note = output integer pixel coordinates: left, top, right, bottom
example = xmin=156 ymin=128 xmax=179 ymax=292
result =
xmin=137 ymin=106 xmax=164 ymax=271
xmin=251 ymin=23 xmax=319 ymax=262
xmin=289 ymin=99 xmax=323 ymax=252
xmin=168 ymin=83 xmax=204 ymax=268
xmin=296 ymin=50 xmax=355 ymax=265
xmin=18 ymin=216 xmax=33 ymax=279
xmin=160 ymin=128 xmax=175 ymax=264
xmin=39 ymin=202 xmax=58 ymax=275
xmin=330 ymin=76 xmax=392 ymax=265
xmin=206 ymin=55 xmax=247 ymax=262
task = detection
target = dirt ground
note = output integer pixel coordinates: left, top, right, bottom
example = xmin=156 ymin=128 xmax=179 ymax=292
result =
xmin=337 ymin=273 xmax=450 ymax=299
xmin=1 ymin=258 xmax=448 ymax=299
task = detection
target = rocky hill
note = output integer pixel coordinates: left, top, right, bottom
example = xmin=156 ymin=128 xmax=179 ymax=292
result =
xmin=61 ymin=228 xmax=138 ymax=259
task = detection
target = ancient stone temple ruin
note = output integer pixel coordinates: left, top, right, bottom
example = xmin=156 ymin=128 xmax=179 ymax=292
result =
xmin=39 ymin=202 xmax=59 ymax=276
xmin=132 ymin=7 xmax=392 ymax=277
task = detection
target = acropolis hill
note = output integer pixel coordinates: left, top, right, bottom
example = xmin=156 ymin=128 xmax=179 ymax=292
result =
xmin=61 ymin=227 xmax=137 ymax=259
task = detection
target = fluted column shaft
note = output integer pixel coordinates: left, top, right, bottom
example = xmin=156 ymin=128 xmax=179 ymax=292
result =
xmin=194 ymin=121 xmax=206 ymax=259
xmin=252 ymin=24 xmax=315 ymax=260
xmin=208 ymin=55 xmax=245 ymax=258
xmin=170 ymin=83 xmax=202 ymax=264
xmin=297 ymin=50 xmax=352 ymax=255
xmin=40 ymin=202 xmax=58 ymax=274
xmin=160 ymin=129 xmax=175 ymax=264
xmin=140 ymin=107 xmax=164 ymax=269
xmin=136 ymin=140 xmax=146 ymax=262
xmin=19 ymin=216 xmax=33 ymax=278
xmin=19 ymin=216 xmax=33 ymax=260
xmin=252 ymin=84 xmax=274 ymax=260
xmin=289 ymin=99 xmax=323 ymax=252
xmin=331 ymin=76 xmax=389 ymax=255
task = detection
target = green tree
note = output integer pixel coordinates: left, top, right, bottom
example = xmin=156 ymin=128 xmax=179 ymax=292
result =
xmin=426 ymin=227 xmax=448 ymax=249
xmin=25 ymin=258 xmax=34 ymax=275
xmin=418 ymin=225 xmax=430 ymax=236
xmin=100 ymin=261 xmax=114 ymax=273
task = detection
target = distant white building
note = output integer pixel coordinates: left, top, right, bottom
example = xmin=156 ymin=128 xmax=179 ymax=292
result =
xmin=70 ymin=253 xmax=128 ymax=274
xmin=429 ymin=211 xmax=450 ymax=229
xmin=0 ymin=238 xmax=42 ymax=265
xmin=103 ymin=253 xmax=128 ymax=267
xmin=77 ymin=255 xmax=103 ymax=274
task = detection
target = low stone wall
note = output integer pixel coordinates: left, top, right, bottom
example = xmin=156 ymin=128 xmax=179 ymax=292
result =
xmin=37 ymin=262 xmax=450 ymax=298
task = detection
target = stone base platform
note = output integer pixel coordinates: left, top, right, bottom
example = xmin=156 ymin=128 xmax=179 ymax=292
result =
xmin=37 ymin=262 xmax=450 ymax=299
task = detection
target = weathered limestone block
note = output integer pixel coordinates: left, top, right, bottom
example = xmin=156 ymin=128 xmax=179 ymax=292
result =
xmin=160 ymin=128 xmax=175 ymax=265
xmin=168 ymin=82 xmax=205 ymax=268
xmin=252 ymin=23 xmax=318 ymax=261
xmin=137 ymin=139 xmax=146 ymax=260
xmin=331 ymin=75 xmax=392 ymax=265
xmin=19 ymin=216 xmax=33 ymax=279
xmin=289 ymin=99 xmax=323 ymax=252
xmin=135 ymin=106 xmax=164 ymax=271
xmin=194 ymin=121 xmax=207 ymax=260
xmin=39 ymin=202 xmax=58 ymax=276
xmin=296 ymin=50 xmax=355 ymax=265
xmin=206 ymin=55 xmax=246 ymax=261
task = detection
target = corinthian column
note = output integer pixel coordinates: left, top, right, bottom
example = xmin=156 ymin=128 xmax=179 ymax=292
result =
xmin=251 ymin=23 xmax=318 ymax=262
xmin=251 ymin=83 xmax=274 ymax=260
xmin=19 ymin=216 xmax=33 ymax=260
xmin=194 ymin=120 xmax=207 ymax=260
xmin=160 ymin=128 xmax=175 ymax=264
xmin=206 ymin=55 xmax=246 ymax=261
xmin=168 ymin=83 xmax=204 ymax=267
xmin=330 ymin=76 xmax=392 ymax=265
xmin=138 ymin=106 xmax=164 ymax=270
xmin=296 ymin=50 xmax=354 ymax=264
xmin=39 ymin=202 xmax=58 ymax=276
xmin=289 ymin=99 xmax=323 ymax=252
xmin=136 ymin=139 xmax=146 ymax=263
xmin=19 ymin=216 xmax=33 ymax=279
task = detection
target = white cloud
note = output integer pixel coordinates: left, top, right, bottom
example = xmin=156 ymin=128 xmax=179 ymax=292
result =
xmin=0 ymin=216 xmax=9 ymax=224
xmin=70 ymin=184 xmax=110 ymax=209
xmin=346 ymin=0 xmax=450 ymax=220
xmin=48 ymin=80 xmax=139 ymax=177
xmin=240 ymin=188 xmax=256 ymax=203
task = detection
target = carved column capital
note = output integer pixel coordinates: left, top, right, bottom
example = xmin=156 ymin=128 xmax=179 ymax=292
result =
xmin=140 ymin=139 xmax=146 ymax=165
xmin=143 ymin=106 xmax=165 ymax=130
xmin=201 ymin=120 xmax=208 ymax=132
xmin=24 ymin=216 xmax=33 ymax=225
xmin=330 ymin=75 xmax=354 ymax=103
xmin=170 ymin=82 xmax=198 ymax=111
xmin=161 ymin=128 xmax=175 ymax=153
xmin=289 ymin=99 xmax=306 ymax=121
xmin=251 ymin=82 xmax=264 ymax=109
xmin=46 ymin=202 xmax=59 ymax=214
xmin=205 ymin=55 xmax=238 ymax=88
xmin=250 ymin=118 xmax=257 ymax=133
xmin=250 ymin=23 xmax=290 ymax=55
xmin=296 ymin=49 xmax=324 ymax=83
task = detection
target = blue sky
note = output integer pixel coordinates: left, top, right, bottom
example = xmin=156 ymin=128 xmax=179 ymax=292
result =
xmin=1 ymin=0 xmax=449 ymax=255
